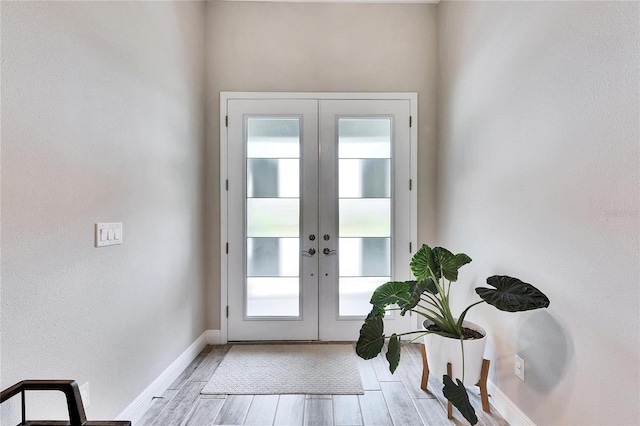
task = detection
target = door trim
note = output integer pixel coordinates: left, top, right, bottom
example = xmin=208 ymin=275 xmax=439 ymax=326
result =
xmin=219 ymin=92 xmax=418 ymax=344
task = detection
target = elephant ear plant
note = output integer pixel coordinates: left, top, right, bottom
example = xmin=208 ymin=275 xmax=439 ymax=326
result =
xmin=355 ymin=244 xmax=550 ymax=425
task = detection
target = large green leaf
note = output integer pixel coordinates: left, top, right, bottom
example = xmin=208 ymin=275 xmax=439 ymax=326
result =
xmin=475 ymin=275 xmax=550 ymax=312
xmin=411 ymin=244 xmax=471 ymax=283
xmin=400 ymin=279 xmax=439 ymax=315
xmin=356 ymin=316 xmax=385 ymax=360
xmin=422 ymin=277 xmax=438 ymax=294
xmin=410 ymin=244 xmax=437 ymax=281
xmin=433 ymin=247 xmax=472 ymax=282
xmin=442 ymin=253 xmax=471 ymax=281
xmin=442 ymin=375 xmax=478 ymax=425
xmin=370 ymin=281 xmax=411 ymax=308
xmin=400 ymin=281 xmax=420 ymax=315
xmin=386 ymin=334 xmax=401 ymax=374
xmin=367 ymin=305 xmax=386 ymax=319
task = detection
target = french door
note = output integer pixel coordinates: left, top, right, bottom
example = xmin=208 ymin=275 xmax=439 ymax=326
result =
xmin=223 ymin=94 xmax=416 ymax=341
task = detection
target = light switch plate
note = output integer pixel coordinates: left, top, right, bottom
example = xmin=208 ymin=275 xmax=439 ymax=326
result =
xmin=95 ymin=223 xmax=122 ymax=247
xmin=514 ymin=354 xmax=525 ymax=381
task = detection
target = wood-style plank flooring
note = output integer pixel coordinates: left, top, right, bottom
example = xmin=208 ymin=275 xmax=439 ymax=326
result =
xmin=138 ymin=344 xmax=508 ymax=426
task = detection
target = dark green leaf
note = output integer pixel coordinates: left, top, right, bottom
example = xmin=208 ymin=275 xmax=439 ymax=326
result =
xmin=423 ymin=277 xmax=438 ymax=294
xmin=411 ymin=245 xmax=471 ymax=283
xmin=476 ymin=275 xmax=550 ymax=312
xmin=410 ymin=244 xmax=437 ymax=281
xmin=370 ymin=281 xmax=411 ymax=308
xmin=367 ymin=305 xmax=386 ymax=319
xmin=453 ymin=253 xmax=472 ymax=273
xmin=433 ymin=247 xmax=472 ymax=282
xmin=356 ymin=316 xmax=385 ymax=359
xmin=442 ymin=375 xmax=478 ymax=425
xmin=401 ymin=279 xmax=439 ymax=315
xmin=400 ymin=281 xmax=420 ymax=315
xmin=431 ymin=247 xmax=453 ymax=279
xmin=386 ymin=334 xmax=401 ymax=374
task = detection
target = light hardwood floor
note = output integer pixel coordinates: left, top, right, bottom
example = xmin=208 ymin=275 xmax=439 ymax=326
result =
xmin=137 ymin=344 xmax=508 ymax=426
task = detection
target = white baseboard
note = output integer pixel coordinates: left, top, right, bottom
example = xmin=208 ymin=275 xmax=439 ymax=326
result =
xmin=117 ymin=330 xmax=221 ymax=425
xmin=204 ymin=329 xmax=222 ymax=345
xmin=487 ymin=380 xmax=536 ymax=426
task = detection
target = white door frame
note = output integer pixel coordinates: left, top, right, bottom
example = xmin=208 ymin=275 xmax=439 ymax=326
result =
xmin=219 ymin=92 xmax=418 ymax=344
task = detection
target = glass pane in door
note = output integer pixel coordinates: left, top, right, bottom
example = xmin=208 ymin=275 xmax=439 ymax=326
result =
xmin=337 ymin=118 xmax=392 ymax=317
xmin=246 ymin=118 xmax=300 ymax=317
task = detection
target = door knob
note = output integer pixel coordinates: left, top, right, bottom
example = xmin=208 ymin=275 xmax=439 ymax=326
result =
xmin=323 ymin=248 xmax=337 ymax=255
xmin=302 ymin=248 xmax=316 ymax=256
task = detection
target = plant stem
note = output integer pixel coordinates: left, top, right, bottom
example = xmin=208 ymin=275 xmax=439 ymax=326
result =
xmin=439 ymin=283 xmax=459 ymax=336
xmin=414 ymin=305 xmax=445 ymax=320
xmin=455 ymin=300 xmax=486 ymax=330
xmin=392 ymin=330 xmax=435 ymax=338
xmin=406 ymin=333 xmax=429 ymax=344
xmin=420 ymin=295 xmax=441 ymax=310
xmin=423 ymin=293 xmax=450 ymax=322
xmin=411 ymin=309 xmax=449 ymax=331
xmin=460 ymin=337 xmax=466 ymax=383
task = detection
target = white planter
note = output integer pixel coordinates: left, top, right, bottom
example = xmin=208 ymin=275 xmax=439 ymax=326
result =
xmin=423 ymin=320 xmax=487 ymax=387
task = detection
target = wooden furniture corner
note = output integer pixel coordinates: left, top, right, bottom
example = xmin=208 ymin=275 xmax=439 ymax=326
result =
xmin=420 ymin=343 xmax=491 ymax=418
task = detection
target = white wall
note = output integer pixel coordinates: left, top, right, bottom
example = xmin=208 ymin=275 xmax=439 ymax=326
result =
xmin=204 ymin=1 xmax=438 ymax=329
xmin=1 ymin=1 xmax=206 ymax=421
xmin=437 ymin=1 xmax=639 ymax=424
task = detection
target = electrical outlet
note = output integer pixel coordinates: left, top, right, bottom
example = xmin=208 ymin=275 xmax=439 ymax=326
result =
xmin=80 ymin=382 xmax=90 ymax=407
xmin=514 ymin=355 xmax=525 ymax=381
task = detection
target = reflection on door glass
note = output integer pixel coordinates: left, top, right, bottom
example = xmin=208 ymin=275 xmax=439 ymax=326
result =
xmin=339 ymin=277 xmax=390 ymax=317
xmin=248 ymin=159 xmax=299 ymax=198
xmin=339 ymin=199 xmax=391 ymax=237
xmin=339 ymin=238 xmax=390 ymax=277
xmin=339 ymin=159 xmax=390 ymax=198
xmin=246 ymin=118 xmax=301 ymax=317
xmin=247 ymin=199 xmax=299 ymax=238
xmin=247 ymin=238 xmax=299 ymax=277
xmin=338 ymin=118 xmax=392 ymax=317
xmin=247 ymin=118 xmax=300 ymax=158
xmin=338 ymin=119 xmax=391 ymax=158
xmin=247 ymin=278 xmax=300 ymax=317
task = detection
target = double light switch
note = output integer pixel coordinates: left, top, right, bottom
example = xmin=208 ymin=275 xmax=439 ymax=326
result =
xmin=95 ymin=223 xmax=123 ymax=247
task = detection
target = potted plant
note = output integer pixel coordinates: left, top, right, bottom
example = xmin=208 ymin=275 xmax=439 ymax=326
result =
xmin=355 ymin=244 xmax=550 ymax=425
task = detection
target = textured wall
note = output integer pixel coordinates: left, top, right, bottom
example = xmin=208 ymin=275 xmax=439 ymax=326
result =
xmin=437 ymin=1 xmax=639 ymax=424
xmin=1 ymin=1 xmax=206 ymax=420
xmin=204 ymin=1 xmax=438 ymax=329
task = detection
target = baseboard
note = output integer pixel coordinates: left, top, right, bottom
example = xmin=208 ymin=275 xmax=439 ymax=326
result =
xmin=487 ymin=380 xmax=536 ymax=425
xmin=117 ymin=329 xmax=221 ymax=425
xmin=204 ymin=329 xmax=222 ymax=345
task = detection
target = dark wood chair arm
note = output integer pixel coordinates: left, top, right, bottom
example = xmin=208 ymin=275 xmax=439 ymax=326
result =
xmin=1 ymin=380 xmax=86 ymax=426
xmin=1 ymin=380 xmax=130 ymax=426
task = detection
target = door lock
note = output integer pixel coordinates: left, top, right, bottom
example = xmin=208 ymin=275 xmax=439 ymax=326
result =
xmin=323 ymin=234 xmax=330 ymax=241
xmin=309 ymin=234 xmax=316 ymax=241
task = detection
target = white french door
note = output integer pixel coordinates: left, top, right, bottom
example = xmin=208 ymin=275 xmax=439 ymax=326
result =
xmin=222 ymin=93 xmax=416 ymax=342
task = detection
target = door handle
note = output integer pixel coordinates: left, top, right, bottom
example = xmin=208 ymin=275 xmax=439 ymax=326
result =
xmin=323 ymin=248 xmax=337 ymax=255
xmin=302 ymin=248 xmax=316 ymax=256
